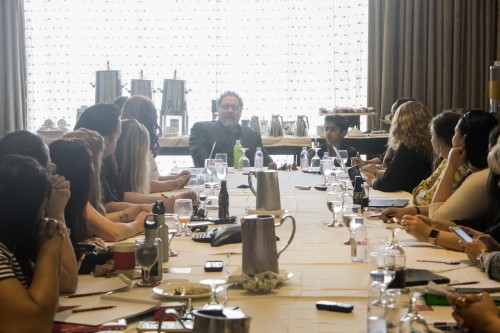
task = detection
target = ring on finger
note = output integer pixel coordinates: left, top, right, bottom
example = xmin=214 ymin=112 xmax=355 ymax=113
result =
xmin=456 ymin=296 xmax=468 ymax=307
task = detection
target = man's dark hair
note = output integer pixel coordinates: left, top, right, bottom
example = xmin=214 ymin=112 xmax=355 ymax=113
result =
xmin=324 ymin=114 xmax=349 ymax=132
xmin=217 ymin=91 xmax=244 ymax=110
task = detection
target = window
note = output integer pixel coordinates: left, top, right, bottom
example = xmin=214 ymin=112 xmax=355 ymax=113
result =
xmin=25 ymin=0 xmax=367 ymax=132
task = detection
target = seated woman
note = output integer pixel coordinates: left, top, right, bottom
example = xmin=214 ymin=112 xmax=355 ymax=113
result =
xmin=50 ymin=139 xmax=147 ymax=243
xmin=0 ymin=130 xmax=77 ymax=293
xmin=351 ymin=97 xmax=416 ymax=171
xmin=0 ymin=155 xmax=71 ymax=331
xmin=309 ymin=115 xmax=358 ymax=167
xmin=363 ymin=101 xmax=433 ymax=193
xmin=122 ymin=95 xmax=190 ymax=192
xmin=74 ymin=103 xmax=197 ymax=213
xmin=115 ymin=119 xmax=151 ymax=194
xmin=412 ymin=111 xmax=468 ymax=206
xmin=63 ymin=128 xmax=151 ymax=223
xmin=382 ymin=112 xmax=499 ymax=222
xmin=400 ymin=134 xmax=500 ymax=251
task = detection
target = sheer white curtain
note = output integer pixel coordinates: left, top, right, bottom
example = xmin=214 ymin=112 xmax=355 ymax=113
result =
xmin=24 ymin=0 xmax=367 ymax=132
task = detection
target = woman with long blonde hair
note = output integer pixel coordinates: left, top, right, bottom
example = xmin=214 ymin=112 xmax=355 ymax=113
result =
xmin=363 ymin=101 xmax=433 ymax=192
xmin=115 ymin=119 xmax=151 ymax=194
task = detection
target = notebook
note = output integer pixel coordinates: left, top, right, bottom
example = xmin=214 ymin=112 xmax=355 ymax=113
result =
xmin=368 ymin=199 xmax=409 ymax=208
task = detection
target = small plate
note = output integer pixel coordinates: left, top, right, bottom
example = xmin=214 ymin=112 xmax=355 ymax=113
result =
xmin=227 ymin=268 xmax=293 ymax=285
xmin=153 ymin=282 xmax=211 ymax=300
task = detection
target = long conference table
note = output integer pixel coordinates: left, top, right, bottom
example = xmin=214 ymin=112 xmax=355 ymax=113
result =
xmin=158 ymin=134 xmax=389 ymax=160
xmin=58 ymin=170 xmax=499 ymax=332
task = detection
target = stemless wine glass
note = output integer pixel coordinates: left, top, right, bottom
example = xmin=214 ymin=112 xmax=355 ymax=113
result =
xmin=238 ymin=148 xmax=250 ymax=170
xmin=174 ymin=199 xmax=193 ymax=237
xmin=399 ymin=291 xmax=430 ymax=333
xmin=310 ymin=147 xmax=321 ymax=172
xmin=369 ymin=250 xmax=396 ymax=297
xmin=342 ymin=203 xmax=362 ymax=244
xmin=320 ymin=159 xmax=333 ymax=185
xmin=135 ymin=238 xmax=159 ymax=287
xmin=326 ymin=191 xmax=344 ymax=227
xmin=199 ymin=278 xmax=227 ymax=310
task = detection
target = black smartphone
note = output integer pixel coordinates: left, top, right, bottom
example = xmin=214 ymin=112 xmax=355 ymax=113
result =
xmin=204 ymin=260 xmax=224 ymax=272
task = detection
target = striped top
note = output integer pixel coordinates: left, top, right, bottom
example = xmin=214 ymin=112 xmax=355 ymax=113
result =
xmin=0 ymin=242 xmax=27 ymax=288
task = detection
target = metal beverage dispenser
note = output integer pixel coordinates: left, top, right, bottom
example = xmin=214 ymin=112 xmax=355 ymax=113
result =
xmin=91 ymin=62 xmax=123 ymax=104
xmin=130 ymin=70 xmax=154 ymax=99
xmin=489 ymin=61 xmax=500 ymax=116
xmin=159 ymin=72 xmax=189 ymax=135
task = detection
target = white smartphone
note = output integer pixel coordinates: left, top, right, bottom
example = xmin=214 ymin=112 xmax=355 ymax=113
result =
xmin=449 ymin=226 xmax=473 ymax=243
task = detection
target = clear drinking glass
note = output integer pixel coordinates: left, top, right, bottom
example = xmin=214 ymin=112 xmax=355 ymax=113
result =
xmin=310 ymin=147 xmax=321 ymax=172
xmin=385 ymin=226 xmax=406 ymax=289
xmin=174 ymin=199 xmax=193 ymax=237
xmin=399 ymin=291 xmax=430 ymax=333
xmin=337 ymin=150 xmax=349 ymax=169
xmin=320 ymin=159 xmax=333 ymax=184
xmin=204 ymin=158 xmax=218 ymax=183
xmin=238 ymin=148 xmax=250 ymax=170
xmin=164 ymin=214 xmax=179 ymax=256
xmin=342 ymin=203 xmax=362 ymax=244
xmin=199 ymin=278 xmax=227 ymax=310
xmin=135 ymin=239 xmax=159 ymax=287
xmin=326 ymin=191 xmax=344 ymax=227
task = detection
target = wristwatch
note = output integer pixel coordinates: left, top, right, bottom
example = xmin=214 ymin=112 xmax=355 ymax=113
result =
xmin=428 ymin=229 xmax=440 ymax=245
xmin=476 ymin=249 xmax=486 ymax=270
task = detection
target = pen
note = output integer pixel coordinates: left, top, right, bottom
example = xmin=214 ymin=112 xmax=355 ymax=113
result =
xmin=447 ymin=281 xmax=480 ymax=286
xmin=65 ymin=291 xmax=106 ymax=298
xmin=72 ymin=305 xmax=116 ymax=313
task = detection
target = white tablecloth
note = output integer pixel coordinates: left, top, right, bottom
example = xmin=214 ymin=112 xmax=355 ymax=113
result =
xmin=60 ymin=170 xmax=497 ymax=333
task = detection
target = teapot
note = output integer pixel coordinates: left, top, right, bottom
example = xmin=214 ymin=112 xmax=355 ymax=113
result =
xmin=268 ymin=114 xmax=283 ymax=137
xmin=247 ymin=170 xmax=281 ymax=212
xmin=250 ymin=116 xmax=260 ymax=133
xmin=165 ymin=308 xmax=251 ymax=333
xmin=240 ymin=214 xmax=296 ymax=292
xmin=294 ymin=115 xmax=309 ymax=136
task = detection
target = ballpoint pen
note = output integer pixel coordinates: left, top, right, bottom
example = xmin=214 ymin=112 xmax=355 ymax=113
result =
xmin=447 ymin=281 xmax=480 ymax=286
xmin=72 ymin=305 xmax=116 ymax=313
xmin=417 ymin=259 xmax=461 ymax=265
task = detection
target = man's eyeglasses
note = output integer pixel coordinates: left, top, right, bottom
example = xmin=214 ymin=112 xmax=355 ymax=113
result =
xmin=220 ymin=104 xmax=241 ymax=111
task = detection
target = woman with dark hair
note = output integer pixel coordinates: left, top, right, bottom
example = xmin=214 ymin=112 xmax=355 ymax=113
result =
xmin=51 ymin=139 xmax=146 ymax=243
xmin=0 ymin=155 xmax=71 ymax=331
xmin=412 ymin=111 xmax=468 ymax=205
xmin=400 ymin=131 xmax=500 ymax=251
xmin=382 ymin=111 xmax=499 ymax=222
xmin=76 ymin=103 xmax=197 ymax=213
xmin=49 ymin=140 xmax=93 ymax=246
xmin=0 ymin=130 xmax=77 ymax=293
xmin=122 ymin=95 xmax=190 ymax=192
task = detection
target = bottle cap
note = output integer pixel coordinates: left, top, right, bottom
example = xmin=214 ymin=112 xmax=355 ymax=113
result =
xmin=236 ymin=140 xmax=241 ymax=145
xmin=256 ymin=147 xmax=262 ymax=151
xmin=144 ymin=213 xmax=159 ymax=229
xmin=152 ymin=201 xmax=165 ymax=214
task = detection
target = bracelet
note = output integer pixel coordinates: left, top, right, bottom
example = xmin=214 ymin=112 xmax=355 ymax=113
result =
xmin=476 ymin=249 xmax=486 ymax=270
xmin=118 ymin=211 xmax=129 ymax=223
xmin=415 ymin=206 xmax=420 ymax=215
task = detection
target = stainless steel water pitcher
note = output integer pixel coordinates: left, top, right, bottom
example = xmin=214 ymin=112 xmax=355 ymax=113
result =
xmin=250 ymin=116 xmax=260 ymax=133
xmin=294 ymin=115 xmax=309 ymax=136
xmin=247 ymin=170 xmax=281 ymax=211
xmin=268 ymin=115 xmax=283 ymax=137
xmin=241 ymin=214 xmax=296 ymax=275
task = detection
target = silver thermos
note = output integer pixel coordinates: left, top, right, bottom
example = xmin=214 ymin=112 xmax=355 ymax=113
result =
xmin=489 ymin=61 xmax=500 ymax=116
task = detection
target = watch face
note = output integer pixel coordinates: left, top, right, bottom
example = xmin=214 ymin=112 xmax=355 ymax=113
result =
xmin=428 ymin=229 xmax=439 ymax=238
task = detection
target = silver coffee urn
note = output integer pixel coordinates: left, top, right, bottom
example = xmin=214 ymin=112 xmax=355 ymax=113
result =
xmin=91 ymin=62 xmax=123 ymax=104
xmin=159 ymin=72 xmax=189 ymax=135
